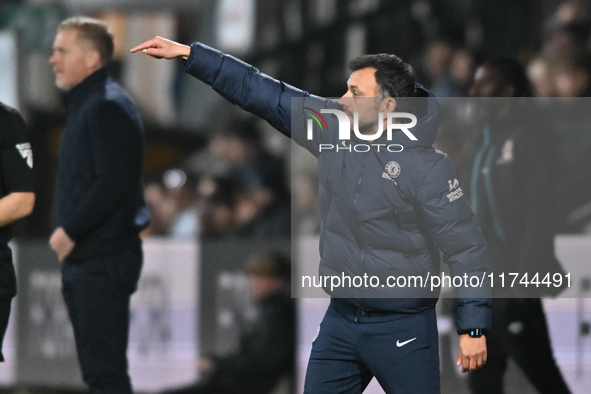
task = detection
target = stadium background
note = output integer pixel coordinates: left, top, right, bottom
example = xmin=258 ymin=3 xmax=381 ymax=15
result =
xmin=1 ymin=0 xmax=591 ymax=393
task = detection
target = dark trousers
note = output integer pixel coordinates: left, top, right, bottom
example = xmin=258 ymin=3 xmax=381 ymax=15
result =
xmin=469 ymin=298 xmax=570 ymax=394
xmin=0 ymin=244 xmax=16 ymax=362
xmin=304 ymin=299 xmax=440 ymax=394
xmin=62 ymin=243 xmax=142 ymax=394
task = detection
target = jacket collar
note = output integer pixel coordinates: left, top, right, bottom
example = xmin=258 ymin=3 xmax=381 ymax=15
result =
xmin=63 ymin=68 xmax=108 ymax=113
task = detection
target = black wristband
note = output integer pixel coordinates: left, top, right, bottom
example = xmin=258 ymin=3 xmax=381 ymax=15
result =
xmin=460 ymin=328 xmax=485 ymax=338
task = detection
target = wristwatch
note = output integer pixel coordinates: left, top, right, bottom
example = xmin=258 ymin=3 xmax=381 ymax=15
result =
xmin=460 ymin=328 xmax=485 ymax=338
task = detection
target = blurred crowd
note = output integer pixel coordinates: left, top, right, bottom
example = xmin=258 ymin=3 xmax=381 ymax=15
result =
xmin=424 ymin=0 xmax=591 ymax=233
xmin=419 ymin=1 xmax=591 ymax=98
xmin=140 ymin=1 xmax=591 ymax=241
xmin=142 ymin=121 xmax=292 ymax=240
xmin=0 ymin=2 xmax=590 ymax=394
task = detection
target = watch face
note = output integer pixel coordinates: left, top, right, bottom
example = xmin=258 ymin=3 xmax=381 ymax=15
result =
xmin=469 ymin=329 xmax=483 ymax=337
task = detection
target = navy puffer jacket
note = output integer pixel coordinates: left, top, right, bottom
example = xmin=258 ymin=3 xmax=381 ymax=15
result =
xmin=184 ymin=43 xmax=492 ymax=331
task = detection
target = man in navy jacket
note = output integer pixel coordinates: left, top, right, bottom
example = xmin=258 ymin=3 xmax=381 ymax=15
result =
xmin=132 ymin=37 xmax=491 ymax=394
xmin=50 ymin=17 xmax=147 ymax=394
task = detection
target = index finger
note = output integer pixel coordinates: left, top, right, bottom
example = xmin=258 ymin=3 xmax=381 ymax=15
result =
xmin=130 ymin=38 xmax=158 ymax=53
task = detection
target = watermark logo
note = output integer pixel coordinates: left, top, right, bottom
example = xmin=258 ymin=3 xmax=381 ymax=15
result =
xmin=305 ymin=109 xmax=418 ymax=141
xmin=304 ymin=107 xmax=329 ymax=135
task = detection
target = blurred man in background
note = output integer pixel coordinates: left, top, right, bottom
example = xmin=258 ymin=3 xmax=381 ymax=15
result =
xmin=49 ymin=17 xmax=148 ymax=394
xmin=165 ymin=252 xmax=295 ymax=394
xmin=551 ymin=51 xmax=591 ymax=231
xmin=0 ymin=102 xmax=35 ymax=362
xmin=464 ymin=58 xmax=570 ymax=394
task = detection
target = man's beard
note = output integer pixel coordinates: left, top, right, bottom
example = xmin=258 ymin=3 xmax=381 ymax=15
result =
xmin=355 ymin=118 xmax=380 ymax=135
xmin=55 ymin=79 xmax=71 ymax=92
xmin=350 ymin=110 xmax=384 ymax=137
xmin=354 ymin=100 xmax=383 ymax=136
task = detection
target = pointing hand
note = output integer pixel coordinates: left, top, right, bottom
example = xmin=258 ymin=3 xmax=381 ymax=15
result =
xmin=130 ymin=36 xmax=190 ymax=60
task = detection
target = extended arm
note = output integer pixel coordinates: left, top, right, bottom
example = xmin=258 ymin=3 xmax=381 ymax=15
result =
xmin=131 ymin=37 xmax=334 ymax=155
xmin=131 ymin=37 xmax=299 ymax=136
xmin=0 ymin=104 xmax=36 ymax=227
xmin=0 ymin=192 xmax=34 ymax=227
xmin=130 ymin=36 xmax=190 ymax=60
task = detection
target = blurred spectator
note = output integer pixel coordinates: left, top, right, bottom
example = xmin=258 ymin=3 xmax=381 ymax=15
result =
xmin=450 ymin=49 xmax=476 ymax=95
xmin=544 ymin=20 xmax=591 ymax=62
xmin=523 ymin=5 xmax=591 ymax=230
xmin=432 ymin=47 xmax=477 ymax=165
xmin=422 ymin=40 xmax=459 ymax=97
xmin=554 ymin=51 xmax=591 ymax=96
xmin=199 ymin=177 xmax=239 ymax=239
xmin=143 ymin=181 xmax=177 ymax=236
xmin=547 ymin=52 xmax=591 ymax=231
xmin=552 ymin=1 xmax=589 ymax=25
xmin=143 ymin=170 xmax=200 ymax=239
xmin=421 ymin=40 xmax=476 ymax=97
xmin=210 ymin=121 xmax=287 ymax=192
xmin=180 ymin=121 xmax=291 ymax=240
xmin=292 ymin=172 xmax=320 ymax=235
xmin=163 ymin=169 xmax=200 ymax=239
xmin=146 ymin=153 xmax=289 ymax=240
xmin=543 ymin=1 xmax=591 ymax=64
xmin=197 ymin=175 xmax=290 ymax=240
xmin=463 ymin=58 xmax=570 ymax=394
xmin=164 ymin=252 xmax=295 ymax=394
xmin=526 ymin=56 xmax=557 ymax=97
xmin=234 ymin=182 xmax=290 ymax=239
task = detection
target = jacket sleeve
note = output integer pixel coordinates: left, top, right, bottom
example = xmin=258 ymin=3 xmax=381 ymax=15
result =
xmin=183 ymin=42 xmax=336 ymax=156
xmin=61 ymin=101 xmax=143 ymax=240
xmin=415 ymin=155 xmax=492 ymax=332
xmin=2 ymin=107 xmax=34 ymax=194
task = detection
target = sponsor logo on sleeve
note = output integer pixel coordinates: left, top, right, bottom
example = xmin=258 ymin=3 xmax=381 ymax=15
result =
xmin=447 ymin=178 xmax=463 ymax=202
xmin=16 ymin=143 xmax=33 ymax=168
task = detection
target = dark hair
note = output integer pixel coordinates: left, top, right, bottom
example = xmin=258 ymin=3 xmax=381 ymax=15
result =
xmin=484 ymin=57 xmax=532 ymax=97
xmin=349 ymin=54 xmax=416 ymax=99
xmin=59 ymin=16 xmax=114 ymax=66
